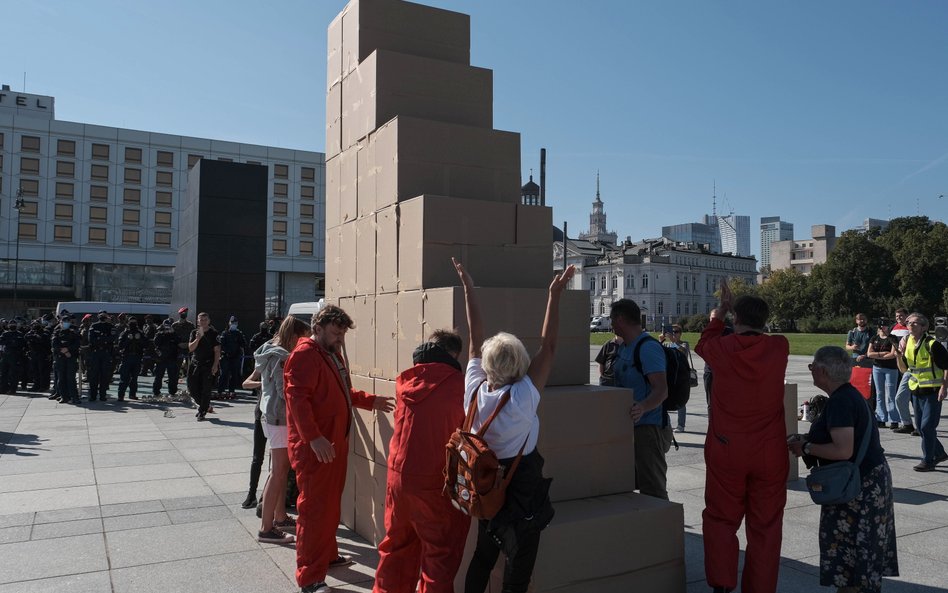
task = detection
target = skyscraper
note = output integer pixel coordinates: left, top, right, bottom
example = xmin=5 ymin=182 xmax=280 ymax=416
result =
xmin=578 ymin=172 xmax=618 ymax=245
xmin=760 ymin=216 xmax=794 ymax=269
xmin=717 ymin=213 xmax=751 ymax=257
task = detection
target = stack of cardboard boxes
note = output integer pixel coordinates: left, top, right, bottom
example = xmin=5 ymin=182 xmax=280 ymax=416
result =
xmin=325 ymin=1 xmax=685 ymax=590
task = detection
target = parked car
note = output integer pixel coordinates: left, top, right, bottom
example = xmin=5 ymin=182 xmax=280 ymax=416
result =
xmin=590 ymin=316 xmax=612 ymax=332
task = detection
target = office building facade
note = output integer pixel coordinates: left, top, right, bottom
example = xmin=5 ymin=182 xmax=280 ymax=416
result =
xmin=0 ymin=87 xmax=324 ymax=318
xmin=770 ymin=224 xmax=837 ymax=275
xmin=760 ymin=216 xmax=794 ymax=269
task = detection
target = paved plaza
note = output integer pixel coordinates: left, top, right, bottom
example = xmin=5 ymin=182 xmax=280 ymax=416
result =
xmin=1 ymin=353 xmax=947 ymax=592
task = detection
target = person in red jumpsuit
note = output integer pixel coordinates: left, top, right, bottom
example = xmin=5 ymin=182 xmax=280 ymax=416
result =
xmin=373 ymin=330 xmax=470 ymax=593
xmin=284 ymin=305 xmax=395 ymax=593
xmin=694 ymin=279 xmax=790 ymax=593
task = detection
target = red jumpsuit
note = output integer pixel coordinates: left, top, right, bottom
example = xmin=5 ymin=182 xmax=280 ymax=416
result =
xmin=284 ymin=338 xmax=377 ymax=589
xmin=695 ymin=318 xmax=789 ymax=593
xmin=374 ymin=362 xmax=470 ymax=593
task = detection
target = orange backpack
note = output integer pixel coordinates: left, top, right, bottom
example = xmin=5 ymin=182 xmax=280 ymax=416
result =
xmin=443 ymin=382 xmax=527 ymax=520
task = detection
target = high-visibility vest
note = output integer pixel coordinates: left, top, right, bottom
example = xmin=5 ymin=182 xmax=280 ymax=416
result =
xmin=905 ymin=335 xmax=944 ymax=391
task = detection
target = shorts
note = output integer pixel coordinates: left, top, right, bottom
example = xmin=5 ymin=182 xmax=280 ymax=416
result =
xmin=262 ymin=422 xmax=288 ymax=449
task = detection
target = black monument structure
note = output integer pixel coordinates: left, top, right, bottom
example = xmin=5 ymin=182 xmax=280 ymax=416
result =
xmin=171 ymin=160 xmax=268 ymax=334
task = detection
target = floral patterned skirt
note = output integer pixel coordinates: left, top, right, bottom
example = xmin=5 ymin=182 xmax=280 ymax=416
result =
xmin=819 ymin=461 xmax=899 ymax=591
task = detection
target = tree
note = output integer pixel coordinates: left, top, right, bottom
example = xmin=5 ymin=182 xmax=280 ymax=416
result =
xmin=819 ymin=229 xmax=898 ymax=318
xmin=757 ymin=268 xmax=811 ymax=328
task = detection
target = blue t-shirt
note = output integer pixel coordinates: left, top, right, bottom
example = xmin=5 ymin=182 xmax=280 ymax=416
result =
xmin=614 ymin=332 xmax=667 ymax=426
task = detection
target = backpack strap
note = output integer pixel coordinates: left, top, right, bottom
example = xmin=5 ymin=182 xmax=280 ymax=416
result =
xmin=631 ymin=334 xmax=660 ymax=376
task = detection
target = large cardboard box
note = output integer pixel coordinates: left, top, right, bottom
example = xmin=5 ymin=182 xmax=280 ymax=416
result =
xmin=355 ymin=215 xmax=377 ymax=296
xmin=487 ymin=494 xmax=685 ymax=592
xmin=339 ymin=146 xmax=360 ymax=225
xmin=327 ymin=11 xmax=344 ymax=90
xmin=351 ymin=374 xmax=376 ymax=462
xmin=342 ymin=50 xmax=492 ymax=151
xmin=375 ymin=292 xmax=398 ymax=379
xmin=357 ymin=139 xmax=377 ymax=219
xmin=325 ymin=226 xmax=342 ymax=299
xmin=374 ymin=378 xmax=397 ymax=462
xmin=331 ymin=222 xmax=358 ymax=297
xmin=353 ymin=457 xmax=388 ymax=546
xmin=347 ymin=294 xmax=376 ymax=375
xmin=327 ymin=83 xmax=342 ymax=160
xmin=372 ymin=116 xmax=521 ymax=208
xmin=376 ymin=204 xmax=399 ymax=294
xmin=340 ymin=452 xmax=356 ymax=529
xmin=399 ymin=243 xmax=551 ymax=291
xmin=325 ymin=156 xmax=341 ymax=229
xmin=396 ymin=289 xmax=425 ymax=376
xmin=399 ymin=194 xmax=516 ymax=246
xmin=515 ymin=204 xmax=553 ymax=247
xmin=536 ymin=385 xmax=636 ymax=501
xmin=339 ymin=0 xmax=470 ymax=79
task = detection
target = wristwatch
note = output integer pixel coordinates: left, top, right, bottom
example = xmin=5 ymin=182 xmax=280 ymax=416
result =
xmin=803 ymin=441 xmax=812 ymax=455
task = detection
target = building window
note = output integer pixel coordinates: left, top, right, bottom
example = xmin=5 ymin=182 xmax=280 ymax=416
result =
xmin=301 ymin=185 xmax=315 ymax=199
xmin=154 ymin=231 xmax=171 ymax=248
xmin=676 ymin=275 xmax=681 ymax=290
xmin=54 ymin=203 xmax=74 ymax=220
xmin=300 ymin=203 xmax=314 ymax=218
xmin=642 ymin=274 xmax=649 ymax=289
xmin=0 ymin=132 xmax=4 ymax=148
xmin=20 ymin=157 xmax=40 ymax=175
xmin=57 ymin=139 xmax=76 ymax=156
xmin=18 ymin=222 xmax=38 ymax=240
xmin=589 ymin=278 xmax=595 ymax=292
xmin=122 ymin=209 xmax=140 ymax=225
xmin=18 ymin=201 xmax=38 ymax=217
xmin=274 ymin=182 xmax=288 ymax=197
xmin=124 ymin=188 xmax=141 ymax=204
xmin=122 ymin=229 xmax=140 ymax=246
xmin=612 ymin=275 xmax=618 ymax=290
xmin=19 ymin=178 xmax=39 ymax=196
xmin=55 ymin=182 xmax=74 ymax=199
xmin=21 ymin=136 xmax=41 ymax=153
xmin=155 ymin=211 xmax=172 ymax=227
xmin=156 ymin=151 xmax=174 ymax=167
xmin=54 ymin=225 xmax=73 ymax=243
xmin=124 ymin=167 xmax=142 ymax=185
xmin=156 ymin=171 xmax=173 ymax=187
xmin=155 ymin=191 xmax=172 ymax=207
xmin=89 ymin=206 xmax=108 ymax=223
xmin=272 ymin=239 xmax=287 ymax=254
xmin=56 ymin=160 xmax=75 ymax=178
xmin=274 ymin=164 xmax=288 ymax=179
xmin=89 ymin=227 xmax=107 ymax=244
xmin=300 ymin=241 xmax=313 ymax=255
xmin=217 ymin=157 xmax=233 ymax=162
xmin=91 ymin=164 xmax=109 ymax=181
xmin=90 ymin=185 xmax=108 ymax=201
xmin=599 ymin=302 xmax=605 ymax=316
xmin=273 ymin=220 xmax=287 ymax=234
xmin=626 ymin=275 xmax=633 ymax=289
xmin=658 ymin=301 xmax=664 ymax=315
xmin=301 ymin=166 xmax=315 ymax=181
xmin=125 ymin=147 xmax=142 ymax=163
xmin=677 ymin=302 xmax=681 ymax=315
xmin=600 ymin=276 xmax=605 ymax=290
xmin=91 ymin=143 xmax=110 ymax=161
xmin=187 ymin=154 xmax=202 ymax=168
xmin=300 ymin=222 xmax=314 ymax=236
xmin=273 ymin=202 xmax=288 ymax=217
xmin=247 ymin=160 xmax=261 ymax=166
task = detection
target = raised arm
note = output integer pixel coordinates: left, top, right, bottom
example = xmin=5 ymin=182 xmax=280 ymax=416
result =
xmin=527 ymin=265 xmax=576 ymax=390
xmin=453 ymin=258 xmax=484 ymax=360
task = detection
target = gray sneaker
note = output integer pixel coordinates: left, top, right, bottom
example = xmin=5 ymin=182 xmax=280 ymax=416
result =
xmin=257 ymin=529 xmax=295 ymax=544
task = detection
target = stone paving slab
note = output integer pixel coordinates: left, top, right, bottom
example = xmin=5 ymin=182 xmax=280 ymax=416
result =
xmin=0 ymin=570 xmax=113 ymax=593
xmin=110 ymin=550 xmax=293 ymax=593
xmin=105 ymin=519 xmax=260 ymax=568
xmin=0 ymin=533 xmax=108 ymax=584
xmin=94 ymin=461 xmax=197 ymax=485
xmin=0 ymin=468 xmax=95 ymax=493
xmin=0 ymin=486 xmax=99 ymax=515
xmin=31 ymin=517 xmax=103 ymax=540
xmin=98 ymin=476 xmax=215 ymax=505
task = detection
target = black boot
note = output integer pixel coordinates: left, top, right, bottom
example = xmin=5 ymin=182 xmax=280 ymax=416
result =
xmin=241 ymin=492 xmax=258 ymax=509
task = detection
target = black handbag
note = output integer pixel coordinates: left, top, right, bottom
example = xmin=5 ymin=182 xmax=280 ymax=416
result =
xmin=686 ymin=348 xmax=699 ymax=388
xmin=804 ymin=420 xmax=872 ymax=505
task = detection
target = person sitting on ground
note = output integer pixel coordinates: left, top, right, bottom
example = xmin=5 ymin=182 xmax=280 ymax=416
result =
xmin=455 ymin=257 xmax=575 ymax=593
xmin=243 ymin=316 xmax=312 ymax=545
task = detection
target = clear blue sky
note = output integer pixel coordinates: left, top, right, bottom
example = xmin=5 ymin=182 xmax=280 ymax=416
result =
xmin=5 ymin=0 xmax=947 ymax=261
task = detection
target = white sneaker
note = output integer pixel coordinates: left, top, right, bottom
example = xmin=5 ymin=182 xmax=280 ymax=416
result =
xmin=673 ymin=426 xmax=684 ymax=433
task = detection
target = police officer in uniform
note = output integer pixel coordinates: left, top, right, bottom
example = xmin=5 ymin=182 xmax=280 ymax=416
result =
xmin=26 ymin=322 xmax=51 ymax=392
xmin=52 ymin=314 xmax=82 ymax=404
xmin=141 ymin=315 xmax=158 ymax=377
xmin=87 ymin=312 xmax=115 ymax=402
xmin=117 ymin=318 xmax=147 ymax=401
xmin=173 ymin=307 xmax=196 ymax=380
xmin=152 ymin=319 xmax=180 ymax=397
xmin=218 ymin=315 xmax=247 ymax=399
xmin=0 ymin=320 xmax=26 ymax=394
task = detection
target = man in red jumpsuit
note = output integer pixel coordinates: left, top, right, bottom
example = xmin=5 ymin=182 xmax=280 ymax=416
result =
xmin=285 ymin=305 xmax=395 ymax=593
xmin=374 ymin=330 xmax=470 ymax=593
xmin=694 ymin=280 xmax=789 ymax=593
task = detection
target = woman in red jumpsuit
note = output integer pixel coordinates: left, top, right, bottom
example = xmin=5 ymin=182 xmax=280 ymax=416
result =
xmin=284 ymin=306 xmax=394 ymax=593
xmin=373 ymin=331 xmax=470 ymax=593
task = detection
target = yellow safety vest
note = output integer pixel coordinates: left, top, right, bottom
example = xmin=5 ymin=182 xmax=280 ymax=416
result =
xmin=905 ymin=335 xmax=944 ymax=391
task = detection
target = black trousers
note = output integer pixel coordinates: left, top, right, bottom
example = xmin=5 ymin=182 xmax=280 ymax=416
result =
xmin=153 ymin=358 xmax=180 ymax=395
xmin=248 ymin=403 xmax=267 ymax=494
xmin=465 ymin=519 xmax=541 ymax=593
xmin=187 ymin=363 xmax=214 ymax=415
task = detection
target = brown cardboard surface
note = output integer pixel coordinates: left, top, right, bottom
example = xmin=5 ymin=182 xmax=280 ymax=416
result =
xmin=351 ymin=374 xmax=376 ymax=462
xmin=357 ymin=138 xmax=377 ymax=218
xmin=342 ymin=50 xmax=492 ymax=151
xmin=353 ymin=457 xmax=388 ymax=546
xmin=335 ymin=222 xmax=358 ymax=297
xmin=372 ymin=116 xmax=521 ymax=208
xmin=339 ymin=146 xmax=360 ymax=225
xmin=525 ymin=494 xmax=684 ymax=591
xmin=785 ymin=383 xmax=800 ymax=482
xmin=515 ymin=204 xmax=553 ymax=247
xmin=340 ymin=0 xmax=470 ymax=80
xmin=396 ymin=289 xmax=425 ymax=376
xmin=374 ymin=378 xmax=396 ymax=462
xmin=327 ymin=11 xmax=344 ymax=90
xmin=325 ymin=226 xmax=342 ymax=299
xmin=327 ymin=83 xmax=342 ymax=160
xmin=399 ymin=194 xmax=515 ymax=246
xmin=347 ymin=294 xmax=376 ymax=375
xmin=355 ymin=215 xmax=377 ymax=296
xmin=399 ymin=243 xmax=551 ymax=291
xmin=340 ymin=452 xmax=356 ymax=529
xmin=325 ymin=156 xmax=341 ymax=229
xmin=537 ymin=385 xmax=636 ymax=501
xmin=375 ymin=292 xmax=398 ymax=379
xmin=376 ymin=205 xmax=399 ymax=294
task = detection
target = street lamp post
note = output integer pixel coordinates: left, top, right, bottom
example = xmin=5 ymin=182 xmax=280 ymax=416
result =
xmin=13 ymin=187 xmax=26 ymax=313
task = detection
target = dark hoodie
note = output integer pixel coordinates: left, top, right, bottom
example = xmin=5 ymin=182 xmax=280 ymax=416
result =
xmin=387 ymin=345 xmax=464 ymax=478
xmin=695 ymin=317 xmax=790 ymax=436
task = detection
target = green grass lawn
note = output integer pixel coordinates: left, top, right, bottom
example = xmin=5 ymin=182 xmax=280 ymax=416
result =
xmin=590 ymin=331 xmax=847 ymax=357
